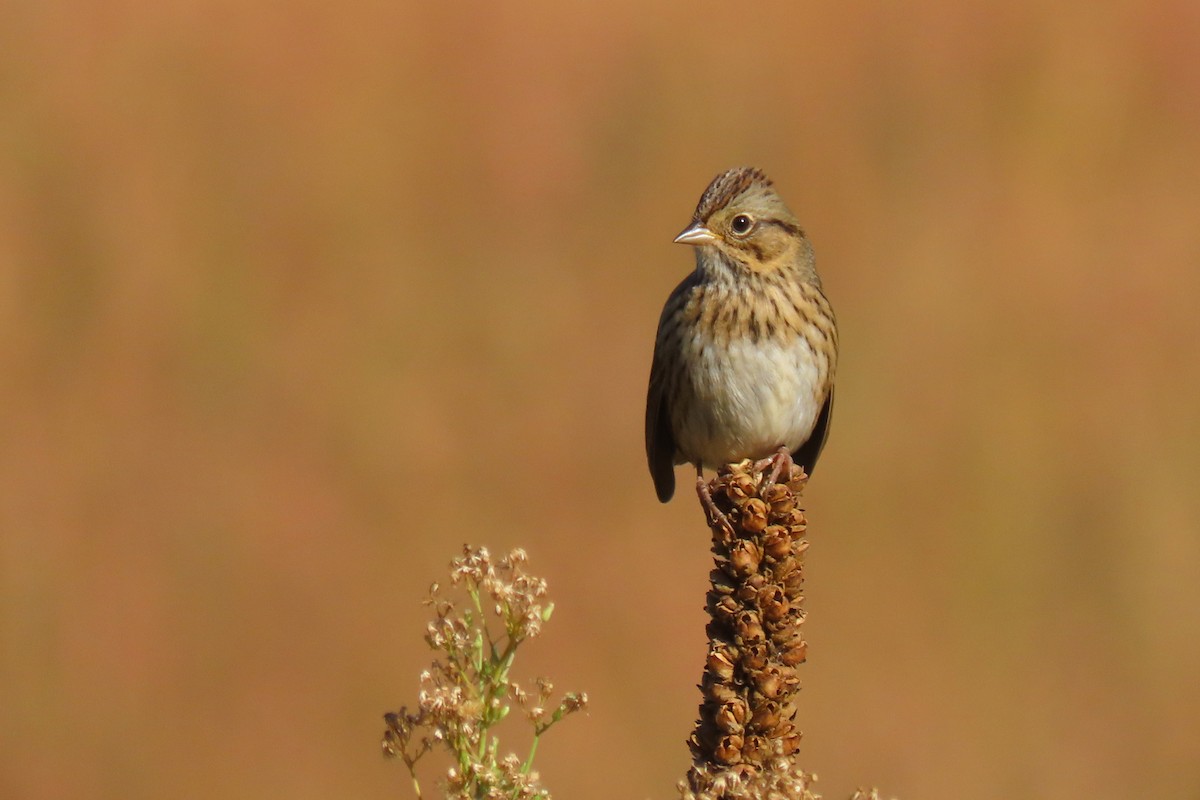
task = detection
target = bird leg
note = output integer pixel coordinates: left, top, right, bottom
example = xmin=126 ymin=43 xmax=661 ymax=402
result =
xmin=695 ymin=466 xmax=734 ymax=537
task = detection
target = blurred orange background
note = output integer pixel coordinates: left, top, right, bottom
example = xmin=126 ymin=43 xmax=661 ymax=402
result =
xmin=3 ymin=1 xmax=1199 ymax=798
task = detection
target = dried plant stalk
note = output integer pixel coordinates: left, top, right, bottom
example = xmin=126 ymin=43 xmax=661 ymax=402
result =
xmin=680 ymin=458 xmax=820 ymax=800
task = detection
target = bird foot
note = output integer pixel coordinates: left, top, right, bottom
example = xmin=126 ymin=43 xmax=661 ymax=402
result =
xmin=753 ymin=446 xmax=795 ymax=491
xmin=695 ymin=474 xmax=734 ymax=537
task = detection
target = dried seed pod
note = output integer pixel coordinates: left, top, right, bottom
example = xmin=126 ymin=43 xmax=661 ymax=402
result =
xmin=706 ymin=647 xmax=737 ymax=682
xmin=727 ymin=472 xmax=758 ymax=504
xmin=713 ymin=734 xmax=744 ymax=765
xmin=768 ymin=719 xmax=796 ymax=740
xmin=710 ymin=594 xmax=739 ymax=623
xmin=777 ymin=507 xmax=807 ymax=531
xmin=761 ymin=525 xmax=792 ymax=560
xmin=749 ymin=700 xmax=782 ymax=733
xmin=762 ymin=484 xmax=795 ymax=516
xmin=727 ymin=539 xmax=763 ymax=578
xmin=778 ymin=638 xmax=809 ymax=667
xmin=741 ymin=734 xmax=770 ymax=765
xmin=703 ymin=680 xmax=738 ymax=706
xmin=757 ymin=585 xmax=790 ymax=622
xmin=714 ymin=698 xmax=749 ymax=733
xmin=735 ymin=574 xmax=766 ymax=604
xmin=785 ymin=466 xmax=808 ymax=491
xmin=709 ymin=568 xmax=736 ymax=596
xmin=739 ymin=498 xmax=769 ymax=533
xmin=734 ymin=611 xmax=765 ymax=645
xmin=772 ymin=626 xmax=805 ymax=648
xmin=771 ymin=557 xmax=798 ymax=581
xmin=753 ymin=664 xmax=798 ymax=699
xmin=770 ymin=614 xmax=806 ymax=646
xmin=781 ymin=569 xmax=806 ymax=596
xmin=754 ymin=666 xmax=783 ymax=699
xmin=740 ymin=642 xmax=769 ymax=672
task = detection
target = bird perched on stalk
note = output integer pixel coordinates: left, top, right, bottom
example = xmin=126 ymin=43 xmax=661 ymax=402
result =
xmin=645 ymin=167 xmax=838 ymax=506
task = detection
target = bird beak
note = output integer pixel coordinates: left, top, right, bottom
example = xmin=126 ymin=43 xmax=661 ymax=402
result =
xmin=673 ymin=223 xmax=718 ymax=246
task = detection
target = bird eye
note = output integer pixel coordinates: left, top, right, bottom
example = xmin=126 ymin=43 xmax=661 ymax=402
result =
xmin=730 ymin=214 xmax=753 ymax=235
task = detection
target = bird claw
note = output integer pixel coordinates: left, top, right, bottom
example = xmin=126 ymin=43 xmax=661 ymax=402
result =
xmin=695 ymin=475 xmax=735 ymax=537
xmin=754 ymin=446 xmax=794 ymax=492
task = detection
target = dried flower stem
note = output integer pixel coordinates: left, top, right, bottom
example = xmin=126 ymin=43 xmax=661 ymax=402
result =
xmin=680 ymin=458 xmax=819 ymax=800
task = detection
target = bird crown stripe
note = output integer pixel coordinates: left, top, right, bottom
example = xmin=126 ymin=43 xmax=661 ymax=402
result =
xmin=695 ymin=167 xmax=772 ymax=220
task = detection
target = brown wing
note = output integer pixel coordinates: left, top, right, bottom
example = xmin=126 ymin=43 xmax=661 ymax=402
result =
xmin=645 ymin=346 xmax=678 ymax=503
xmin=792 ymin=388 xmax=834 ymax=476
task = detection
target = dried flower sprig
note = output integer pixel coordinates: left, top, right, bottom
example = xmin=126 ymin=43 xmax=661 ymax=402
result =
xmin=383 ymin=545 xmax=587 ymax=800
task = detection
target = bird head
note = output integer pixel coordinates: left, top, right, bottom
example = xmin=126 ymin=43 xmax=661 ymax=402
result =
xmin=675 ymin=167 xmax=814 ymax=281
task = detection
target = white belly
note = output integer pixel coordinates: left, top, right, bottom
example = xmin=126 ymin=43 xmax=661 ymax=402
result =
xmin=673 ymin=336 xmax=826 ymax=469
